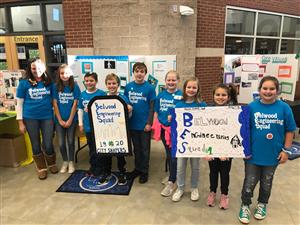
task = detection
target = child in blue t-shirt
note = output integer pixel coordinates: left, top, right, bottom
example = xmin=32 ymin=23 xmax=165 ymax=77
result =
xmin=124 ymin=62 xmax=156 ymax=184
xmin=238 ymin=76 xmax=296 ymax=224
xmin=78 ymin=72 xmax=106 ymax=177
xmin=53 ymin=64 xmax=80 ymax=174
xmin=153 ymin=70 xmax=182 ymax=196
xmin=170 ymin=77 xmax=207 ymax=202
xmin=100 ymin=73 xmax=133 ymax=185
xmin=16 ymin=58 xmax=57 ymax=180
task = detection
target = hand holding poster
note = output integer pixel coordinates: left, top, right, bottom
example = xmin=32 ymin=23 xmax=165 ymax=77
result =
xmin=171 ymin=106 xmax=250 ymax=158
xmin=88 ymin=96 xmax=132 ymax=156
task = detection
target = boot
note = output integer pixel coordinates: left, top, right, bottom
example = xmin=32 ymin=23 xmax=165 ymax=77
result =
xmin=32 ymin=154 xmax=48 ymax=180
xmin=44 ymin=152 xmax=59 ymax=174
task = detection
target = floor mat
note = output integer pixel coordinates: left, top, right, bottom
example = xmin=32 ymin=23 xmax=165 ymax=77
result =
xmin=56 ymin=170 xmax=134 ymax=195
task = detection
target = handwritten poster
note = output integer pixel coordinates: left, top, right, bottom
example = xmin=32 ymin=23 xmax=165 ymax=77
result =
xmin=171 ymin=106 xmax=250 ymax=158
xmin=89 ymin=96 xmax=132 ymax=156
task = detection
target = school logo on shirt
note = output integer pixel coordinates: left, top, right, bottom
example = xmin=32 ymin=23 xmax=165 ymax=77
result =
xmin=254 ymin=112 xmax=283 ymax=130
xmin=28 ymin=87 xmax=50 ymax=100
xmin=128 ymin=91 xmax=146 ymax=104
xmin=59 ymin=92 xmax=74 ymax=104
xmin=160 ymin=98 xmax=175 ymax=111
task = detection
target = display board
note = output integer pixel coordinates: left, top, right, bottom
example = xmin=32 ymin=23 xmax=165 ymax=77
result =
xmin=0 ymin=70 xmax=22 ymax=112
xmin=88 ymin=96 xmax=132 ymax=156
xmin=67 ymin=55 xmax=176 ymax=94
xmin=170 ymin=106 xmax=251 ymax=158
xmin=224 ymin=54 xmax=299 ymax=103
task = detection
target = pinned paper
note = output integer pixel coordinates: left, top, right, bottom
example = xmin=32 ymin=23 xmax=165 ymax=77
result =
xmin=34 ymin=60 xmax=46 ymax=77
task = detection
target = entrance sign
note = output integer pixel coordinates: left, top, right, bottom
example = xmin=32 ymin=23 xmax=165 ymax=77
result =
xmin=88 ymin=96 xmax=132 ymax=156
xmin=171 ymin=106 xmax=251 ymax=158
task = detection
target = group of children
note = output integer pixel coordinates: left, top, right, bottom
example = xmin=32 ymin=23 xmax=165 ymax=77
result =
xmin=16 ymin=59 xmax=296 ymax=225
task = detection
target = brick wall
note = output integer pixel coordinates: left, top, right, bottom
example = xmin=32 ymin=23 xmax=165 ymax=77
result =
xmin=62 ymin=0 xmax=93 ymax=48
xmin=196 ymin=0 xmax=300 ymax=102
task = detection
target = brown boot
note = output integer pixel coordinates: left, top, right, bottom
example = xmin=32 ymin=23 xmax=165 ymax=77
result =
xmin=44 ymin=152 xmax=59 ymax=174
xmin=32 ymin=154 xmax=48 ymax=180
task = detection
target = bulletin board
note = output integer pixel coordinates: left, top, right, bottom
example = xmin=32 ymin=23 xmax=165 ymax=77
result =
xmin=224 ymin=54 xmax=299 ymax=103
xmin=0 ymin=70 xmax=22 ymax=112
xmin=68 ymin=55 xmax=176 ymax=94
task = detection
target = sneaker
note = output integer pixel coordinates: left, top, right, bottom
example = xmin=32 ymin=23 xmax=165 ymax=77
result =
xmin=219 ymin=194 xmax=229 ymax=210
xmin=118 ymin=173 xmax=127 ymax=185
xmin=139 ymin=173 xmax=148 ymax=184
xmin=206 ymin=192 xmax=216 ymax=207
xmin=98 ymin=174 xmax=111 ymax=184
xmin=172 ymin=189 xmax=184 ymax=202
xmin=190 ymin=188 xmax=199 ymax=201
xmin=161 ymin=176 xmax=169 ymax=185
xmin=60 ymin=161 xmax=68 ymax=173
xmin=161 ymin=181 xmax=177 ymax=197
xmin=254 ymin=203 xmax=267 ymax=220
xmin=238 ymin=204 xmax=251 ymax=224
xmin=68 ymin=161 xmax=75 ymax=174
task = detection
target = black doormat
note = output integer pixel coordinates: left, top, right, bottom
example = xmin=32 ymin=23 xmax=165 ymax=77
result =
xmin=56 ymin=170 xmax=134 ymax=195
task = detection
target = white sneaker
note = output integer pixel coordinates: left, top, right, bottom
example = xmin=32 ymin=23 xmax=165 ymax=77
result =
xmin=68 ymin=161 xmax=75 ymax=174
xmin=161 ymin=176 xmax=169 ymax=185
xmin=172 ymin=189 xmax=184 ymax=202
xmin=191 ymin=188 xmax=199 ymax=201
xmin=60 ymin=161 xmax=68 ymax=173
xmin=161 ymin=181 xmax=177 ymax=197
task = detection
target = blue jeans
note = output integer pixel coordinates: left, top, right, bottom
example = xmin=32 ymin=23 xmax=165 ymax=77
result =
xmin=24 ymin=119 xmax=54 ymax=156
xmin=241 ymin=162 xmax=277 ymax=205
xmin=161 ymin=127 xmax=177 ymax=183
xmin=55 ymin=121 xmax=77 ymax=161
xmin=130 ymin=130 xmax=151 ymax=174
xmin=177 ymin=158 xmax=200 ymax=191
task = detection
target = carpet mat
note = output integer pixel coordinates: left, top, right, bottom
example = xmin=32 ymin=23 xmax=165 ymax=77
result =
xmin=56 ymin=170 xmax=134 ymax=195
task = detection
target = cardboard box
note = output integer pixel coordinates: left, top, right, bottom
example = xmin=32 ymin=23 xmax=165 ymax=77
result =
xmin=0 ymin=134 xmax=27 ymax=167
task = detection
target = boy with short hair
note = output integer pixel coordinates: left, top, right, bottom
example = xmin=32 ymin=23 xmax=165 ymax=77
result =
xmin=124 ymin=62 xmax=156 ymax=183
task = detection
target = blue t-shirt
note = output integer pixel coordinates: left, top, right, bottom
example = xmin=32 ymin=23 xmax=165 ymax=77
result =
xmin=53 ymin=83 xmax=81 ymax=123
xmin=247 ymin=99 xmax=296 ymax=166
xmin=175 ymin=100 xmax=207 ymax=108
xmin=16 ymin=79 xmax=53 ymax=120
xmin=78 ymin=89 xmax=106 ymax=132
xmin=155 ymin=89 xmax=183 ymax=126
xmin=124 ymin=81 xmax=156 ymax=130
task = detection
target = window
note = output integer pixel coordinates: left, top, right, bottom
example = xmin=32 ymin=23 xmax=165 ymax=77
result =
xmin=11 ymin=5 xmax=42 ymax=32
xmin=225 ymin=7 xmax=300 ymax=54
xmin=0 ymin=8 xmax=7 ymax=34
xmin=46 ymin=4 xmax=64 ymax=31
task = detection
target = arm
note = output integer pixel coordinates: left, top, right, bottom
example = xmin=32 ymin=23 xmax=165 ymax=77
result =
xmin=65 ymin=100 xmax=78 ymax=128
xmin=278 ymin=131 xmax=294 ymax=164
xmin=16 ymin=98 xmax=26 ymax=134
xmin=53 ymin=99 xmax=66 ymax=127
xmin=144 ymin=100 xmax=154 ymax=132
xmin=78 ymin=108 xmax=84 ymax=133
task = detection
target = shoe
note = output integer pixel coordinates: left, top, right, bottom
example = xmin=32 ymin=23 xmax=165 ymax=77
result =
xmin=68 ymin=161 xmax=75 ymax=174
xmin=99 ymin=174 xmax=111 ymax=184
xmin=118 ymin=173 xmax=127 ymax=185
xmin=206 ymin=192 xmax=216 ymax=207
xmin=219 ymin=194 xmax=229 ymax=210
xmin=161 ymin=181 xmax=177 ymax=197
xmin=60 ymin=161 xmax=68 ymax=173
xmin=161 ymin=176 xmax=169 ymax=185
xmin=190 ymin=188 xmax=199 ymax=201
xmin=139 ymin=173 xmax=148 ymax=184
xmin=238 ymin=204 xmax=251 ymax=224
xmin=254 ymin=203 xmax=267 ymax=220
xmin=85 ymin=170 xmax=94 ymax=177
xmin=172 ymin=189 xmax=184 ymax=202
xmin=129 ymin=169 xmax=141 ymax=179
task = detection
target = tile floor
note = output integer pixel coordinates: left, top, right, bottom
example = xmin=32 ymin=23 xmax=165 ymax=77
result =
xmin=0 ymin=139 xmax=300 ymax=225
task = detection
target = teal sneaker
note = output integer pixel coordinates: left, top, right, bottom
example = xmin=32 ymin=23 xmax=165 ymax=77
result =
xmin=254 ymin=203 xmax=266 ymax=220
xmin=239 ymin=204 xmax=251 ymax=224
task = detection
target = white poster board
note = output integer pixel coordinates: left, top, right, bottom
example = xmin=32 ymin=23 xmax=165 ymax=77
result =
xmin=171 ymin=106 xmax=251 ymax=158
xmin=224 ymin=54 xmax=299 ymax=103
xmin=88 ymin=96 xmax=132 ymax=155
xmin=0 ymin=70 xmax=22 ymax=112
